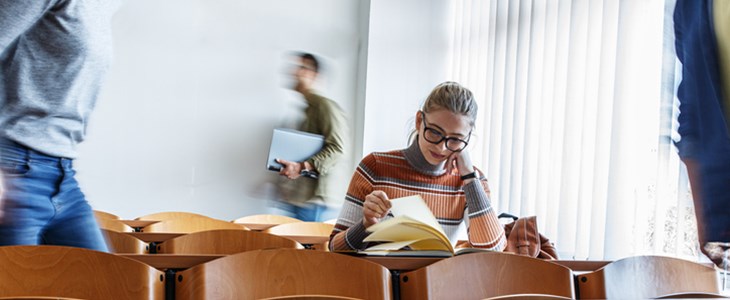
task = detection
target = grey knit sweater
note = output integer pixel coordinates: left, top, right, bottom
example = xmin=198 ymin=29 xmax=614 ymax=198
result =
xmin=0 ymin=0 xmax=122 ymax=158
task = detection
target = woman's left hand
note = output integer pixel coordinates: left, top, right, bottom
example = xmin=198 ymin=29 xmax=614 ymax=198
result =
xmin=447 ymin=149 xmax=475 ymax=177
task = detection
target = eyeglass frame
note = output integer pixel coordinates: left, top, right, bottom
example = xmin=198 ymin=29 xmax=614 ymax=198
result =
xmin=419 ymin=111 xmax=471 ymax=152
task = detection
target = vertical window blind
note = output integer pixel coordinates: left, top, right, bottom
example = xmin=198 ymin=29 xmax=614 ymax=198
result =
xmin=445 ymin=0 xmax=699 ymax=260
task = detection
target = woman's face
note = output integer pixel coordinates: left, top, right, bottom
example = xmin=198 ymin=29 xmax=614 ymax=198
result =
xmin=416 ymin=108 xmax=472 ymax=165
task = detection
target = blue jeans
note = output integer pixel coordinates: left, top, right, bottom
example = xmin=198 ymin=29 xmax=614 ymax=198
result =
xmin=0 ymin=139 xmax=108 ymax=251
xmin=271 ymin=201 xmax=327 ymax=222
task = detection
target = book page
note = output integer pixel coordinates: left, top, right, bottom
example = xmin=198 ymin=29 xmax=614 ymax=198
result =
xmin=389 ymin=195 xmax=447 ymax=237
xmin=364 ymin=240 xmax=422 ymax=251
xmin=364 ymin=238 xmax=452 ymax=254
xmin=357 ymin=250 xmax=454 ymax=257
xmin=365 ymin=218 xmax=443 ymax=245
xmin=454 ymin=247 xmax=497 ymax=256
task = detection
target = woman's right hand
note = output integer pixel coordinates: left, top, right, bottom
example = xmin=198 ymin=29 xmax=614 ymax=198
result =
xmin=362 ymin=190 xmax=392 ymax=228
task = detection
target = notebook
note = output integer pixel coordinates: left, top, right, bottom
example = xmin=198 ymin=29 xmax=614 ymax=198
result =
xmin=266 ymin=128 xmax=324 ymax=178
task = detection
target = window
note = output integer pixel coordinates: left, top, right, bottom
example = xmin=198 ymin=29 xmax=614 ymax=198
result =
xmin=445 ymin=0 xmax=699 ymax=260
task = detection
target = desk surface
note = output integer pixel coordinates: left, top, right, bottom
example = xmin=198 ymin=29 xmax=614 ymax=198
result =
xmin=236 ymin=223 xmax=278 ymax=231
xmin=121 ymin=254 xmax=224 ymax=270
xmin=355 ymin=255 xmax=443 ymax=271
xmin=354 ymin=254 xmax=611 ymax=272
xmin=553 ymin=260 xmax=611 ymax=272
xmin=125 ymin=232 xmax=186 ymax=243
xmin=118 ymin=220 xmax=160 ymax=228
xmin=120 ymin=250 xmax=612 ymax=273
xmin=279 ymin=235 xmax=329 ymax=245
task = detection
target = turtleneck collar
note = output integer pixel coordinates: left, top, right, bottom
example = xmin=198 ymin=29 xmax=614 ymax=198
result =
xmin=403 ymin=136 xmax=448 ymax=176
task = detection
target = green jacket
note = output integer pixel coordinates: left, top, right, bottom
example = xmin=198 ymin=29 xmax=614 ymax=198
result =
xmin=279 ymin=92 xmax=347 ymax=206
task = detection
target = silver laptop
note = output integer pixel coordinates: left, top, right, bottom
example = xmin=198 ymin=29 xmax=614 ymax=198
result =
xmin=266 ymin=128 xmax=324 ymax=178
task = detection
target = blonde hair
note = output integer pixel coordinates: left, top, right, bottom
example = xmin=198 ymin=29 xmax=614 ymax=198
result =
xmin=408 ymin=81 xmax=478 ymax=144
xmin=421 ymin=81 xmax=478 ymax=126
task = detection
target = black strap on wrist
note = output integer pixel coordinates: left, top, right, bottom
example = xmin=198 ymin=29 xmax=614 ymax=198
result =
xmin=460 ymin=172 xmax=477 ymax=180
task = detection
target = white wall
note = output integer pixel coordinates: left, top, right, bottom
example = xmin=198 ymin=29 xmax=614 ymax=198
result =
xmin=362 ymin=0 xmax=453 ymax=155
xmin=77 ymin=0 xmax=365 ymax=220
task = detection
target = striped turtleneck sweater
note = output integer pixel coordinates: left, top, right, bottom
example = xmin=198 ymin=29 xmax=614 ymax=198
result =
xmin=329 ymin=141 xmax=506 ymax=252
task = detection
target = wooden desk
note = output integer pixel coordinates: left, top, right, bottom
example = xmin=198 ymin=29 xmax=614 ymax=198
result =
xmin=352 ymin=253 xmax=612 ymax=272
xmin=279 ymin=235 xmax=329 ymax=245
xmin=553 ymin=260 xmax=611 ymax=272
xmin=118 ymin=220 xmax=160 ymax=229
xmin=125 ymin=232 xmax=185 ymax=243
xmin=236 ymin=223 xmax=278 ymax=231
xmin=121 ymin=254 xmax=224 ymax=270
xmin=355 ymin=255 xmax=443 ymax=271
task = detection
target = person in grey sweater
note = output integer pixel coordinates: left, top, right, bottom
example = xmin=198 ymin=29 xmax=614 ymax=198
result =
xmin=0 ymin=0 xmax=122 ymax=250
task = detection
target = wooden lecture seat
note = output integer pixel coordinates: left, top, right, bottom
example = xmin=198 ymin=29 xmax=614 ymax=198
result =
xmin=0 ymin=297 xmax=86 ymax=300
xmin=231 ymin=214 xmax=302 ymax=230
xmin=141 ymin=218 xmax=249 ymax=234
xmin=93 ymin=210 xmax=120 ymax=220
xmin=96 ymin=217 xmax=135 ymax=233
xmin=259 ymin=296 xmax=364 ymax=300
xmin=175 ymin=249 xmax=391 ymax=300
xmin=156 ymin=229 xmax=303 ymax=254
xmin=655 ymin=292 xmax=730 ymax=298
xmin=482 ymin=294 xmax=573 ymax=300
xmin=0 ymin=245 xmax=164 ymax=299
xmin=101 ymin=229 xmax=149 ymax=254
xmin=399 ymin=252 xmax=574 ymax=299
xmin=264 ymin=222 xmax=334 ymax=250
xmin=576 ymin=255 xmax=723 ymax=299
xmin=134 ymin=211 xmax=214 ymax=221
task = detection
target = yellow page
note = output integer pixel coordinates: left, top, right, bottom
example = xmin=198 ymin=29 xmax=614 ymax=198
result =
xmin=364 ymin=238 xmax=451 ymax=252
xmin=406 ymin=238 xmax=452 ymax=251
xmin=365 ymin=217 xmax=439 ymax=242
xmin=402 ymin=222 xmax=453 ymax=252
xmin=388 ymin=195 xmax=447 ymax=237
xmin=363 ymin=240 xmax=422 ymax=251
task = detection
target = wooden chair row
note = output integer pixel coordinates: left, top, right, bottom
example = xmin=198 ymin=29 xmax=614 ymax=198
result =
xmin=0 ymin=246 xmax=165 ymax=300
xmin=0 ymin=245 xmax=723 ymax=300
xmin=96 ymin=213 xmax=333 ymax=234
xmin=101 ymin=226 xmax=332 ymax=254
xmin=398 ymin=253 xmax=722 ymax=299
xmin=575 ymin=255 xmax=724 ymax=299
xmin=95 ymin=210 xmax=309 ymax=228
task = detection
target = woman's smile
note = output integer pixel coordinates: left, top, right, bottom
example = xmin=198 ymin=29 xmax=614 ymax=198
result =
xmin=429 ymin=150 xmax=447 ymax=160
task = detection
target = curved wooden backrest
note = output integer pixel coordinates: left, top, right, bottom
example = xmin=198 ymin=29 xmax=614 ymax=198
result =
xmin=96 ymin=218 xmax=135 ymax=233
xmin=655 ymin=292 xmax=730 ymax=299
xmin=483 ymin=294 xmax=573 ymax=300
xmin=400 ymin=252 xmax=574 ymax=299
xmin=156 ymin=229 xmax=303 ymax=254
xmin=142 ymin=218 xmax=249 ymax=233
xmin=175 ymin=249 xmax=391 ymax=300
xmin=264 ymin=222 xmax=334 ymax=251
xmin=135 ymin=211 xmax=213 ymax=221
xmin=264 ymin=222 xmax=334 ymax=236
xmin=101 ymin=229 xmax=149 ymax=254
xmin=0 ymin=297 xmax=86 ymax=300
xmin=93 ymin=210 xmax=120 ymax=220
xmin=260 ymin=296 xmax=364 ymax=300
xmin=232 ymin=214 xmax=302 ymax=225
xmin=576 ymin=255 xmax=721 ymax=299
xmin=0 ymin=246 xmax=164 ymax=299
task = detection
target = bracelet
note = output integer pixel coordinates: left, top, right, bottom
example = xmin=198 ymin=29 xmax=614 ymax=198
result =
xmin=460 ymin=172 xmax=477 ymax=180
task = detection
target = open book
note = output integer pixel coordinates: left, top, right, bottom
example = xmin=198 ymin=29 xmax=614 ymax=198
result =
xmin=360 ymin=195 xmax=494 ymax=257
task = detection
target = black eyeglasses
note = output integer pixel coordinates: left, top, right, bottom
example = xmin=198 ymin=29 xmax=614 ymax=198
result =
xmin=420 ymin=111 xmax=470 ymax=152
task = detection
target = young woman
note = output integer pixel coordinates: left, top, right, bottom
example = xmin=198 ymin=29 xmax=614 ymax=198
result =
xmin=329 ymin=81 xmax=506 ymax=252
